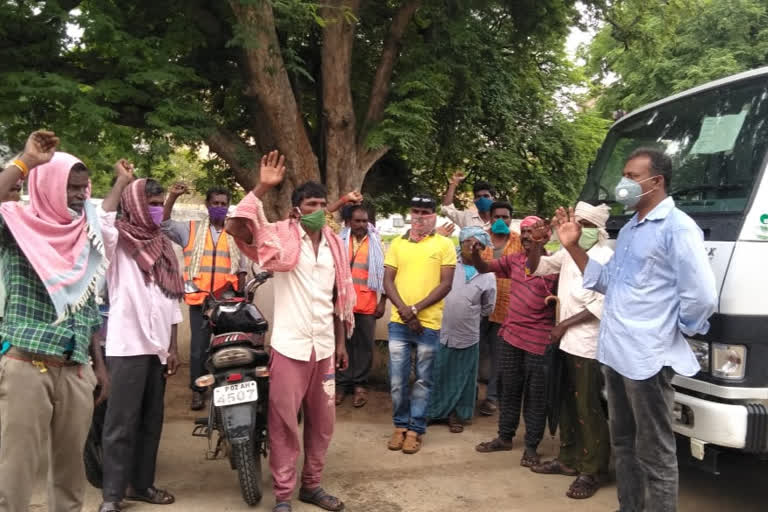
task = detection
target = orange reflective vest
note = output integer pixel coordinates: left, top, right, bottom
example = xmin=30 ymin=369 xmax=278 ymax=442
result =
xmin=349 ymin=236 xmax=377 ymax=315
xmin=183 ymin=221 xmax=239 ymax=305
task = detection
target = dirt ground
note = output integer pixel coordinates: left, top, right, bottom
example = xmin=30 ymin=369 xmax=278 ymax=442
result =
xmin=28 ymin=364 xmax=768 ymax=512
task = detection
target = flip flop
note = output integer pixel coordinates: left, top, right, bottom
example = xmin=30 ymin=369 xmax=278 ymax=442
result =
xmin=475 ymin=437 xmax=514 ymax=452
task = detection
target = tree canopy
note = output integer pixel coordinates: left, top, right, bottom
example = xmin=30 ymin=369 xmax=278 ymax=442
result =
xmin=584 ymin=0 xmax=768 ymax=116
xmin=1 ymin=0 xmax=607 ymax=216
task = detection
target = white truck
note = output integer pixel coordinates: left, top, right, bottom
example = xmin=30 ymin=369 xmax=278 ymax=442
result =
xmin=580 ymin=67 xmax=768 ymax=471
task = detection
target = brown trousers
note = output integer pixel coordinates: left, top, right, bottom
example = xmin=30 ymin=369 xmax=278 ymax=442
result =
xmin=0 ymin=356 xmax=96 ymax=512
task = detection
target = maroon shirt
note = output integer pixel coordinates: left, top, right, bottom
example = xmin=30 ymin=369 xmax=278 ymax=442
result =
xmin=488 ymin=252 xmax=558 ymax=355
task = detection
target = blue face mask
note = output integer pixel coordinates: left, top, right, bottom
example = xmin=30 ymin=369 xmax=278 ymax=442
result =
xmin=474 ymin=196 xmax=493 ymax=212
xmin=614 ymin=176 xmax=656 ymax=208
xmin=491 ymin=218 xmax=510 ymax=235
xmin=463 ymin=264 xmax=478 ymax=282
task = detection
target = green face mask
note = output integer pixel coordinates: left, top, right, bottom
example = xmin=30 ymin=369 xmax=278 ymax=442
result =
xmin=300 ymin=209 xmax=326 ymax=231
xmin=578 ymin=227 xmax=599 ymax=250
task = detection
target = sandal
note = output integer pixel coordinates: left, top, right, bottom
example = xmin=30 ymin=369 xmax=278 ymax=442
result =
xmin=352 ymin=387 xmax=368 ymax=408
xmin=475 ymin=437 xmax=513 ymax=452
xmin=448 ymin=412 xmax=464 ymax=433
xmin=126 ymin=486 xmax=175 ymax=505
xmin=98 ymin=502 xmax=121 ymax=512
xmin=273 ymin=502 xmax=292 ymax=512
xmin=520 ymin=450 xmax=541 ymax=468
xmin=530 ymin=459 xmax=578 ymax=476
xmin=335 ymin=390 xmax=345 ymax=406
xmin=402 ymin=430 xmax=423 ymax=454
xmin=299 ymin=487 xmax=344 ymax=511
xmin=566 ymin=474 xmax=600 ymax=499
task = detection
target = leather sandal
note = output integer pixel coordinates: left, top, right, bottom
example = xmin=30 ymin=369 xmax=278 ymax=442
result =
xmin=530 ymin=459 xmax=578 ymax=476
xmin=566 ymin=474 xmax=600 ymax=499
xmin=402 ymin=430 xmax=423 ymax=454
xmin=98 ymin=502 xmax=121 ymax=512
xmin=388 ymin=427 xmax=407 ymax=450
xmin=352 ymin=387 xmax=368 ymax=408
xmin=299 ymin=487 xmax=344 ymax=511
xmin=475 ymin=437 xmax=514 ymax=452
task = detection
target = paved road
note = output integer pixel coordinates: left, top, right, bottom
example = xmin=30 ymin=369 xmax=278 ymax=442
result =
xmin=28 ymin=382 xmax=767 ymax=511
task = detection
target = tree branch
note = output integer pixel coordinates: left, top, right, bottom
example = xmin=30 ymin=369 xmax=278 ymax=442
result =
xmin=360 ymin=0 xmax=421 ymax=136
xmin=205 ymin=127 xmax=258 ymax=190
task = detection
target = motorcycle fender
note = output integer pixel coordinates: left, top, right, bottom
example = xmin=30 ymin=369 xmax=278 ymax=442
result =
xmin=219 ymin=403 xmax=257 ymax=443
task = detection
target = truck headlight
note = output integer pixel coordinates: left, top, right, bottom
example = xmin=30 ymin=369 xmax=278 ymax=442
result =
xmin=687 ymin=339 xmax=709 ymax=373
xmin=711 ymin=343 xmax=746 ymax=380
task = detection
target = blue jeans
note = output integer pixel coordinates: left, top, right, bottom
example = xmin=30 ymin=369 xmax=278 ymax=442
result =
xmin=388 ymin=322 xmax=440 ymax=435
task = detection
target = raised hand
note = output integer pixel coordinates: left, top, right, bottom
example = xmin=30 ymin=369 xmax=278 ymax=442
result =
xmin=21 ymin=130 xmax=60 ymax=169
xmin=114 ymin=159 xmax=135 ymax=184
xmin=259 ymin=150 xmax=286 ymax=188
xmin=552 ymin=207 xmax=582 ymax=248
xmin=449 ymin=171 xmax=466 ymax=186
xmin=529 ymin=218 xmax=551 ymax=244
xmin=436 ymin=221 xmax=456 ymax=237
xmin=169 ymin=182 xmax=189 ymax=197
xmin=344 ymin=190 xmax=363 ymax=204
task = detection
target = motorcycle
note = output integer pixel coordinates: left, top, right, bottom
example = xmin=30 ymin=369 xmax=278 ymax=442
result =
xmin=190 ymin=271 xmax=272 ymax=506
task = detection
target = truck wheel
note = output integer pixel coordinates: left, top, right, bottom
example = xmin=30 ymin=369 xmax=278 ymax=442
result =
xmin=232 ymin=440 xmax=262 ymax=506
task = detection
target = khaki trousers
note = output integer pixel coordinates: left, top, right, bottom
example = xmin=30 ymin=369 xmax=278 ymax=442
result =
xmin=0 ymin=356 xmax=96 ymax=512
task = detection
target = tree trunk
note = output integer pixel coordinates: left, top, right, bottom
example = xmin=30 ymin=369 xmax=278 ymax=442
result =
xmin=227 ymin=0 xmax=321 ymax=219
xmin=320 ymin=0 xmax=361 ymax=200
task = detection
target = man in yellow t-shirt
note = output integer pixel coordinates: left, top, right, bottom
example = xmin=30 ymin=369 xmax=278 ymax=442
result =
xmin=383 ymin=194 xmax=456 ymax=454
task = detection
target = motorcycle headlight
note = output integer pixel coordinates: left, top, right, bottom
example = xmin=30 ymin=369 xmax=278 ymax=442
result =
xmin=687 ymin=339 xmax=710 ymax=373
xmin=711 ymin=343 xmax=746 ymax=380
xmin=212 ymin=347 xmax=256 ymax=369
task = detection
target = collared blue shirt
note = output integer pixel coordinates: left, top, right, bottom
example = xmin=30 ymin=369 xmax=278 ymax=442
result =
xmin=583 ymin=197 xmax=717 ymax=380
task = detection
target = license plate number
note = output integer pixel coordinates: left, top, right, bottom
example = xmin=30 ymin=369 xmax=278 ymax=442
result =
xmin=213 ymin=381 xmax=258 ymax=406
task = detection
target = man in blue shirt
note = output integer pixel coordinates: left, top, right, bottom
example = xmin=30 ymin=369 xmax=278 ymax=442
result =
xmin=551 ymin=148 xmax=717 ymax=512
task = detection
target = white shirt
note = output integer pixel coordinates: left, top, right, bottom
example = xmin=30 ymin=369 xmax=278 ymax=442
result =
xmin=534 ymin=242 xmax=613 ymax=359
xmin=271 ymin=228 xmax=336 ymax=361
xmin=100 ymin=209 xmax=183 ymax=363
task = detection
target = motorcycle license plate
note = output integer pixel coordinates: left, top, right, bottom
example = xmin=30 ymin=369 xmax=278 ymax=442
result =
xmin=213 ymin=381 xmax=258 ymax=407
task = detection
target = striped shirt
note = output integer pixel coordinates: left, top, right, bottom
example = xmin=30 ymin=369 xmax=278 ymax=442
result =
xmin=488 ymin=252 xmax=558 ymax=356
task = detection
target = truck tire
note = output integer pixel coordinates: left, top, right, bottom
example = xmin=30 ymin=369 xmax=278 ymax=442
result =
xmin=232 ymin=440 xmax=262 ymax=506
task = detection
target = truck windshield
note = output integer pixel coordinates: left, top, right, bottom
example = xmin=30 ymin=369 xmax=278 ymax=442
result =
xmin=581 ymin=77 xmax=768 ymax=215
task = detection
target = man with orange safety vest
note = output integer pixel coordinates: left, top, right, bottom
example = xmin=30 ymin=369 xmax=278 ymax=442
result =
xmin=162 ymin=183 xmax=249 ymax=411
xmin=336 ymin=204 xmax=387 ymax=408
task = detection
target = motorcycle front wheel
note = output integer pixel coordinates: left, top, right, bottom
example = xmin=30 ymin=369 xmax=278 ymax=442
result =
xmin=231 ymin=439 xmax=262 ymax=506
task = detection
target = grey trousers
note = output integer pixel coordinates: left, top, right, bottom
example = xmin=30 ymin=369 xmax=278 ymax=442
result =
xmin=603 ymin=365 xmax=678 ymax=512
xmin=336 ymin=313 xmax=376 ymax=391
xmin=102 ymin=355 xmax=166 ymax=502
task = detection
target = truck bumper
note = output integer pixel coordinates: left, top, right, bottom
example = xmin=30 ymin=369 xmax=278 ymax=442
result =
xmin=671 ymin=389 xmax=768 ymax=453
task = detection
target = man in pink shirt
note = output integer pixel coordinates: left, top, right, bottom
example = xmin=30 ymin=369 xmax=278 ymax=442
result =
xmin=98 ymin=177 xmax=184 ymax=512
xmin=226 ymin=151 xmax=354 ymax=512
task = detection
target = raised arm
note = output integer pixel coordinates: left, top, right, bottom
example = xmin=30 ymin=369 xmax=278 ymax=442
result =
xmin=0 ymin=130 xmax=59 ymax=200
xmin=526 ymin=218 xmax=553 ymax=274
xmin=553 ymin=207 xmax=589 ymax=272
xmin=327 ymin=190 xmax=362 ymax=214
xmin=225 ymin=150 xmax=286 ymax=244
xmin=442 ymin=171 xmax=465 ymax=206
xmin=163 ymin=182 xmax=189 ymax=221
xmin=469 ymin=241 xmax=493 ymax=273
xmin=101 ymin=159 xmax=134 ymax=212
